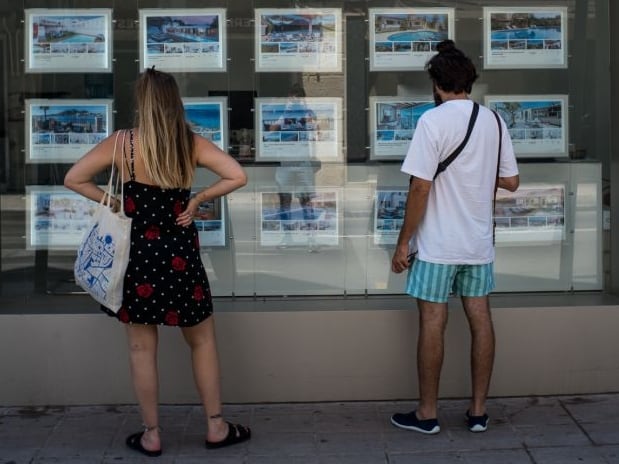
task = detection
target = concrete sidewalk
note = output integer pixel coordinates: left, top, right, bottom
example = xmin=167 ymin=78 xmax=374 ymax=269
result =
xmin=1 ymin=393 xmax=618 ymax=463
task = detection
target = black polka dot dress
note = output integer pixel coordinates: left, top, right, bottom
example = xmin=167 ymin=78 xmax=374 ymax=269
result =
xmin=101 ymin=131 xmax=213 ymax=326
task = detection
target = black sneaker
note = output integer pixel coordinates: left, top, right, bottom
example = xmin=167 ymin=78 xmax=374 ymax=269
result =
xmin=391 ymin=410 xmax=440 ymax=434
xmin=465 ymin=410 xmax=489 ymax=432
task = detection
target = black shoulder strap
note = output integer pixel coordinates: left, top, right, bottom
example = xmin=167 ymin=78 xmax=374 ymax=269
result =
xmin=433 ymin=102 xmax=479 ymax=180
xmin=492 ymin=110 xmax=502 ymax=245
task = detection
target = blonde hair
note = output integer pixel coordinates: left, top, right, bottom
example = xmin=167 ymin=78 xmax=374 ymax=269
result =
xmin=134 ymin=68 xmax=194 ymax=189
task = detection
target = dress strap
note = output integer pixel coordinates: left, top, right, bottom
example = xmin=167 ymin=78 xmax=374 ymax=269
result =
xmin=127 ymin=129 xmax=136 ymax=181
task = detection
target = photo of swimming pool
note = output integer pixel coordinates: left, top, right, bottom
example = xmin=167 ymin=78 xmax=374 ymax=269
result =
xmin=25 ymin=10 xmax=112 ymax=72
xmin=484 ymin=7 xmax=567 ymax=69
xmin=369 ymin=8 xmax=454 ymax=70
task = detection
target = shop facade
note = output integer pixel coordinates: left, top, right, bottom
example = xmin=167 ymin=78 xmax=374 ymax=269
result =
xmin=1 ymin=0 xmax=618 ymax=405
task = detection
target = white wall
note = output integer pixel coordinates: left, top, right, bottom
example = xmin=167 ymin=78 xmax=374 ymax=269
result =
xmin=1 ymin=305 xmax=618 ymax=406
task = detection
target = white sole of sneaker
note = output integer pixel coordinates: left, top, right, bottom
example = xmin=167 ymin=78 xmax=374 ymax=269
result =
xmin=469 ymin=423 xmax=488 ymax=433
xmin=390 ymin=417 xmax=440 ymax=434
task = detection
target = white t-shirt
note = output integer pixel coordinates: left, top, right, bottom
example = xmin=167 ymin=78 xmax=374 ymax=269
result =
xmin=400 ymin=99 xmax=519 ymax=264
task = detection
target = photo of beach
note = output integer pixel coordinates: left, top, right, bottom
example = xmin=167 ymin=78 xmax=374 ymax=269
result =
xmin=140 ymin=9 xmax=226 ymax=71
xmin=26 ymin=99 xmax=112 ymax=163
xmin=369 ymin=8 xmax=454 ymax=70
xmin=25 ymin=9 xmax=111 ymax=72
xmin=255 ymin=9 xmax=342 ymax=72
xmin=485 ymin=95 xmax=568 ymax=157
xmin=483 ymin=7 xmax=567 ymax=69
xmin=183 ymin=97 xmax=227 ymax=151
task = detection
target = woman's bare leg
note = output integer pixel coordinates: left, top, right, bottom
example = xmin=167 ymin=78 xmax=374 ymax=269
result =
xmin=180 ymin=317 xmax=229 ymax=442
xmin=126 ymin=324 xmax=161 ymax=451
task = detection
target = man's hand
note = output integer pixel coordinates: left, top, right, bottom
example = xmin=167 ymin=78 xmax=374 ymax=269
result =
xmin=391 ymin=244 xmax=411 ymax=274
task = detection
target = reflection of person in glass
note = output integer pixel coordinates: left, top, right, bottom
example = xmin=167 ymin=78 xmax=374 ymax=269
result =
xmin=271 ymin=83 xmax=319 ymax=242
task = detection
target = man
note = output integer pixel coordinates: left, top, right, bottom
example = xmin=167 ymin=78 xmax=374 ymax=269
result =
xmin=390 ymin=40 xmax=519 ymax=434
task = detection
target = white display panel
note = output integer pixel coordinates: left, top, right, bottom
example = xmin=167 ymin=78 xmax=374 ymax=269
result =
xmin=139 ymin=8 xmax=227 ymax=72
xmin=183 ymin=97 xmax=228 ymax=151
xmin=191 ymin=195 xmax=226 ymax=248
xmin=259 ymin=189 xmax=339 ymax=248
xmin=255 ymin=97 xmax=343 ymax=162
xmin=369 ymin=8 xmax=455 ymax=71
xmin=25 ymin=99 xmax=113 ymax=163
xmin=483 ymin=6 xmax=568 ymax=69
xmin=24 ymin=8 xmax=113 ymax=73
xmin=255 ymin=8 xmax=342 ymax=72
xmin=26 ymin=186 xmax=98 ymax=250
xmin=369 ymin=97 xmax=433 ymax=160
xmin=485 ymin=95 xmax=568 ymax=158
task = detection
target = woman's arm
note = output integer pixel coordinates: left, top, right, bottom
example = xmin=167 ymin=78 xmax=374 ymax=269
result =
xmin=176 ymin=135 xmax=247 ymax=227
xmin=64 ymin=131 xmax=121 ymax=204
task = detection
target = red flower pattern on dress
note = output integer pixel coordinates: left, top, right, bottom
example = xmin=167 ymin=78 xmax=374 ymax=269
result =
xmin=125 ymin=196 xmax=136 ymax=213
xmin=136 ymin=283 xmax=154 ymax=298
xmin=117 ymin=307 xmax=130 ymax=323
xmin=173 ymin=200 xmax=183 ymax=217
xmin=171 ymin=256 xmax=186 ymax=271
xmin=164 ymin=310 xmax=179 ymax=326
xmin=144 ymin=225 xmax=160 ymax=240
xmin=193 ymin=285 xmax=204 ymax=301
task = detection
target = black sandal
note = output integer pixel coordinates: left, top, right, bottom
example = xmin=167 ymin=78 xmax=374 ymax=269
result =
xmin=205 ymin=422 xmax=251 ymax=449
xmin=126 ymin=431 xmax=162 ymax=457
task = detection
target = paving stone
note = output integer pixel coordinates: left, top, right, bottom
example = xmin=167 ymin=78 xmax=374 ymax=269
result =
xmin=0 ymin=394 xmax=617 ymax=463
xmin=461 ymin=449 xmax=533 ymax=463
xmin=389 ymin=451 xmax=466 ymax=463
xmin=528 ymin=445 xmax=610 ymax=463
xmin=515 ymin=423 xmax=592 ymax=448
xmin=316 ymin=431 xmax=385 ymax=454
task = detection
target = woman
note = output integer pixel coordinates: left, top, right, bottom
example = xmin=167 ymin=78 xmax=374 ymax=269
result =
xmin=64 ymin=68 xmax=250 ymax=457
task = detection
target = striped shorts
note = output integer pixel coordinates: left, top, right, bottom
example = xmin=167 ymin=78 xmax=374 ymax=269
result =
xmin=405 ymin=259 xmax=495 ymax=303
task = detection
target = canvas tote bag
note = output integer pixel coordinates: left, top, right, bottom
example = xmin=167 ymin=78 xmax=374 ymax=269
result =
xmin=74 ymin=131 xmax=132 ymax=312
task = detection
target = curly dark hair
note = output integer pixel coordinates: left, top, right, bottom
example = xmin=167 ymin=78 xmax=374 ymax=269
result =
xmin=425 ymin=40 xmax=479 ymax=94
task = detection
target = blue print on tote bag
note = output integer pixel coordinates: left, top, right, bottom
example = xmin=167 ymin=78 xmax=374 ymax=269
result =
xmin=74 ymin=131 xmax=132 ymax=312
xmin=75 ymin=218 xmax=128 ymax=310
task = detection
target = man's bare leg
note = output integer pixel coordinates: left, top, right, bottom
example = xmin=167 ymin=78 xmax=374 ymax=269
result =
xmin=416 ymin=299 xmax=448 ymax=420
xmin=461 ymin=295 xmax=495 ymax=416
